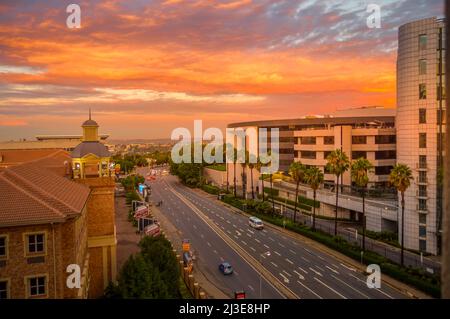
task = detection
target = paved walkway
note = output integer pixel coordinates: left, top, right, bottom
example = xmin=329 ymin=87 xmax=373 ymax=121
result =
xmin=115 ymin=195 xmax=141 ymax=272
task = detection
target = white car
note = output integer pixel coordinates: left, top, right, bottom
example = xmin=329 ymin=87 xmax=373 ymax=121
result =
xmin=249 ymin=216 xmax=264 ymax=230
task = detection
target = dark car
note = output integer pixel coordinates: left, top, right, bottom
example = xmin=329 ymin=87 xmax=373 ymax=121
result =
xmin=219 ymin=262 xmax=233 ymax=275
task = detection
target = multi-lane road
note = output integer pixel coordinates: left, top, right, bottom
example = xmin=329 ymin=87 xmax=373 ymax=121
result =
xmin=140 ymin=167 xmax=408 ymax=299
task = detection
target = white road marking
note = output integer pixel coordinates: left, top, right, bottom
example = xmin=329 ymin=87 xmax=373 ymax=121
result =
xmin=293 ymin=270 xmax=304 ymax=280
xmin=274 ymin=251 xmax=281 ymax=256
xmin=297 ymin=281 xmax=323 ymax=299
xmin=348 ymin=274 xmax=394 ymax=299
xmin=271 ymin=262 xmax=278 ymax=268
xmin=285 ymin=258 xmax=294 ymax=265
xmin=233 ymin=224 xmax=237 ymax=228
xmin=331 ymin=275 xmax=369 ymax=299
xmin=279 ymin=273 xmax=290 ymax=283
xmin=340 ymin=263 xmax=356 ymax=272
xmin=193 ymin=225 xmax=197 ymax=229
xmin=282 ymin=270 xmax=292 ymax=277
xmin=234 ymin=271 xmax=239 ymax=276
xmin=234 ymin=235 xmax=238 ymax=239
xmin=226 ymin=220 xmax=231 ymax=224
xmin=213 ymin=250 xmax=218 ymax=254
xmin=301 ymin=256 xmax=310 ymax=263
xmin=289 ymin=249 xmax=296 ymax=255
xmin=246 ymin=233 xmax=252 ymax=238
xmin=207 ymin=242 xmax=211 ymax=247
xmin=304 ymin=248 xmax=312 ymax=254
xmin=326 ymin=266 xmax=339 ymax=274
xmin=268 ymin=237 xmax=275 ymax=242
xmin=220 ymin=257 xmax=224 ymax=262
xmin=249 ymin=246 xmax=256 ymax=252
xmin=309 ymin=267 xmax=323 ymax=277
xmin=241 ymin=241 xmax=247 ymax=245
xmin=248 ymin=230 xmax=254 ymax=234
xmin=255 ymin=238 xmax=261 ymax=243
xmin=278 ymin=243 xmax=285 ymax=248
xmin=263 ymin=244 xmax=270 ymax=249
xmin=316 ymin=265 xmax=325 ymax=272
xmin=317 ymin=255 xmax=325 ymax=261
xmin=314 ymin=277 xmax=347 ymax=299
xmin=248 ymin=285 xmax=255 ymax=292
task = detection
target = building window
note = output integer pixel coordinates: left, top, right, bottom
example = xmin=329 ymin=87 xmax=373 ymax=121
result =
xmin=419 ymin=155 xmax=427 ymax=169
xmin=419 ymin=225 xmax=427 ymax=237
xmin=352 ymin=136 xmax=367 ymax=144
xmin=419 ymin=59 xmax=427 ymax=75
xmin=375 ymin=135 xmax=396 ymax=144
xmin=28 ymin=276 xmax=46 ymax=297
xmin=419 ymin=133 xmax=426 ymax=148
xmin=375 ymin=150 xmax=396 ymax=160
xmin=352 ymin=151 xmax=367 ymax=159
xmin=375 ymin=166 xmax=393 ymax=175
xmin=300 ymin=136 xmax=316 ymax=145
xmin=323 ymin=136 xmax=334 ymax=145
xmin=418 ymin=199 xmax=427 ymax=211
xmin=26 ymin=233 xmax=45 ymax=255
xmin=419 ymin=213 xmax=427 ymax=225
xmin=323 ymin=151 xmax=332 ymax=159
xmin=300 ymin=151 xmax=316 ymax=160
xmin=419 ymin=239 xmax=427 ymax=252
xmin=419 ymin=34 xmax=427 ymax=50
xmin=419 ymin=83 xmax=427 ymax=99
xmin=418 ymin=185 xmax=427 ymax=197
xmin=419 ymin=171 xmax=427 ymax=183
xmin=0 ymin=236 xmax=7 ymax=259
xmin=0 ymin=281 xmax=8 ymax=299
xmin=419 ymin=109 xmax=426 ymax=124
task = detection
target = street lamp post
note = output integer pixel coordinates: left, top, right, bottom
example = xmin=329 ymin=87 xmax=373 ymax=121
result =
xmin=259 ymin=251 xmax=271 ymax=299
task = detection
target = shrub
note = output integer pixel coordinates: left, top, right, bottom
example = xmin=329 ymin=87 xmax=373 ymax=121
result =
xmin=263 ymin=187 xmax=279 ymax=197
xmin=201 ymin=184 xmax=221 ymax=195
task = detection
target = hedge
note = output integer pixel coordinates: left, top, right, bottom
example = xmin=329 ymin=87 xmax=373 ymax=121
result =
xmin=201 ymin=184 xmax=221 ymax=195
xmin=263 ymin=187 xmax=279 ymax=197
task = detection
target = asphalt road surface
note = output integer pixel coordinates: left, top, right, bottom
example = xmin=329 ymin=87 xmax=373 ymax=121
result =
xmin=140 ymin=168 xmax=408 ymax=299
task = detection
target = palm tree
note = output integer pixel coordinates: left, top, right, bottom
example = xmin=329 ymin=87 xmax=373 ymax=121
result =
xmin=304 ymin=166 xmax=324 ymax=231
xmin=240 ymin=151 xmax=248 ymax=199
xmin=256 ymin=156 xmax=265 ymax=201
xmin=351 ymin=158 xmax=374 ymax=251
xmin=248 ymin=154 xmax=257 ymax=199
xmin=223 ymin=143 xmax=233 ymax=193
xmin=389 ymin=164 xmax=413 ymax=266
xmin=326 ymin=149 xmax=350 ymax=236
xmin=289 ymin=161 xmax=306 ymax=223
xmin=233 ymin=147 xmax=238 ymax=197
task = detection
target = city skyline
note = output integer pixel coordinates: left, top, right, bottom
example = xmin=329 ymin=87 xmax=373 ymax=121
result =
xmin=0 ymin=0 xmax=444 ymax=140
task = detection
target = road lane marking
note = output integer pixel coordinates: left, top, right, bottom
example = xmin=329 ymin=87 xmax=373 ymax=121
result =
xmin=301 ymin=256 xmax=310 ymax=263
xmin=348 ymin=274 xmax=394 ymax=299
xmin=193 ymin=225 xmax=197 ymax=229
xmin=293 ymin=270 xmax=304 ymax=280
xmin=285 ymin=258 xmax=294 ymax=265
xmin=317 ymin=255 xmax=325 ymax=261
xmin=340 ymin=263 xmax=356 ymax=272
xmin=309 ymin=267 xmax=323 ymax=277
xmin=297 ymin=281 xmax=323 ymax=299
xmin=248 ymin=230 xmax=254 ymax=234
xmin=282 ymin=270 xmax=292 ymax=277
xmin=255 ymin=238 xmax=261 ymax=243
xmin=234 ymin=271 xmax=239 ymax=276
xmin=326 ymin=266 xmax=339 ymax=274
xmin=268 ymin=237 xmax=275 ymax=242
xmin=226 ymin=230 xmax=231 ymax=234
xmin=226 ymin=220 xmax=231 ymax=224
xmin=263 ymin=244 xmax=270 ymax=249
xmin=304 ymin=248 xmax=312 ymax=254
xmin=246 ymin=233 xmax=252 ymax=238
xmin=249 ymin=246 xmax=256 ymax=252
xmin=316 ymin=265 xmax=325 ymax=272
xmin=274 ymin=251 xmax=281 ymax=256
xmin=220 ymin=257 xmax=224 ymax=262
xmin=241 ymin=241 xmax=247 ymax=245
xmin=213 ymin=250 xmax=218 ymax=254
xmin=234 ymin=235 xmax=238 ymax=239
xmin=271 ymin=262 xmax=278 ymax=268
xmin=289 ymin=249 xmax=296 ymax=255
xmin=233 ymin=224 xmax=237 ymax=228
xmin=278 ymin=243 xmax=285 ymax=248
xmin=331 ymin=275 xmax=369 ymax=299
xmin=314 ymin=277 xmax=347 ymax=299
xmin=279 ymin=273 xmax=290 ymax=283
xmin=248 ymin=285 xmax=255 ymax=291
xmin=207 ymin=242 xmax=211 ymax=247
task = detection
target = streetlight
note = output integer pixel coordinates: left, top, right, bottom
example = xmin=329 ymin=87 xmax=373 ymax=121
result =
xmin=259 ymin=251 xmax=271 ymax=299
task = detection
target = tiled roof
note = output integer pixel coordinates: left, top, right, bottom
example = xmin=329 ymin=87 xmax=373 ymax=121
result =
xmin=0 ymin=150 xmax=90 ymax=227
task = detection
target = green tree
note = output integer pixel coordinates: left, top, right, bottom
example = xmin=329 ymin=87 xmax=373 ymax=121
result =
xmin=256 ymin=156 xmax=265 ymax=202
xmin=389 ymin=164 xmax=413 ymax=266
xmin=351 ymin=158 xmax=374 ymax=251
xmin=326 ymin=149 xmax=350 ymax=235
xmin=232 ymin=148 xmax=238 ymax=197
xmin=304 ymin=166 xmax=324 ymax=231
xmin=248 ymin=153 xmax=257 ymax=199
xmin=289 ymin=161 xmax=306 ymax=223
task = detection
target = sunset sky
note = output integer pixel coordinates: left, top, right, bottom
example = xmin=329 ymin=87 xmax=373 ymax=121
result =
xmin=0 ymin=0 xmax=444 ymax=140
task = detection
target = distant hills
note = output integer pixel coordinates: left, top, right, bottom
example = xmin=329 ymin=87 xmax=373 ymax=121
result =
xmin=108 ymin=138 xmax=174 ymax=145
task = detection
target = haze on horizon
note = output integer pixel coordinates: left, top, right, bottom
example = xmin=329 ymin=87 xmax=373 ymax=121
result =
xmin=0 ymin=0 xmax=444 ymax=140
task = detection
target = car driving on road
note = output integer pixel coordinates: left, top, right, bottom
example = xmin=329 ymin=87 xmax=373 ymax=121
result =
xmin=249 ymin=216 xmax=264 ymax=230
xmin=219 ymin=262 xmax=233 ymax=275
